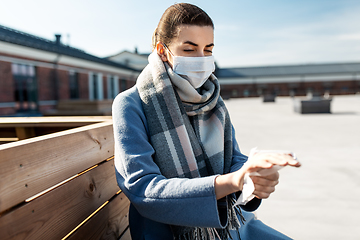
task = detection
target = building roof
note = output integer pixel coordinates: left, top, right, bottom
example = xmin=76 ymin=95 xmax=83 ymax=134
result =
xmin=216 ymin=62 xmax=360 ymax=78
xmin=107 ymin=50 xmax=150 ymax=71
xmin=0 ymin=24 xmax=138 ymax=71
xmin=106 ymin=49 xmax=151 ymax=59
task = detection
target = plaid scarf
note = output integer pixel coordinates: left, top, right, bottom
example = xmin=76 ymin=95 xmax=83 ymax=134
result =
xmin=137 ymin=52 xmax=242 ymax=240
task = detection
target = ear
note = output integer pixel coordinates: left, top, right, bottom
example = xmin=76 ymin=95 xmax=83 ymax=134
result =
xmin=156 ymin=42 xmax=168 ymax=62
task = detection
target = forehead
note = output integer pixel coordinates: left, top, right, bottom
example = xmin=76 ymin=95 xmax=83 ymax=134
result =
xmin=174 ymin=25 xmax=214 ymax=45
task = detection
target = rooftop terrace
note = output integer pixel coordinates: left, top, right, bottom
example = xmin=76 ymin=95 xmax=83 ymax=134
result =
xmin=225 ymin=94 xmax=360 ymax=239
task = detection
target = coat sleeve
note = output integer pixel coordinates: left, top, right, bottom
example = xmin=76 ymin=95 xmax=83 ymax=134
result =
xmin=230 ymin=126 xmax=248 ymax=173
xmin=112 ymin=87 xmax=226 ymax=228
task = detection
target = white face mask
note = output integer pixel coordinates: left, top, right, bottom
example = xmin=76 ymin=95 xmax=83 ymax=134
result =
xmin=164 ymin=45 xmax=215 ymax=88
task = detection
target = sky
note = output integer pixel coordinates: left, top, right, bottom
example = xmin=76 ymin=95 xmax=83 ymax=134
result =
xmin=1 ymin=0 xmax=360 ymax=68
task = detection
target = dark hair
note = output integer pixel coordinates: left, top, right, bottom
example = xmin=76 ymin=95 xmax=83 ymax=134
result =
xmin=152 ymin=3 xmax=214 ymax=49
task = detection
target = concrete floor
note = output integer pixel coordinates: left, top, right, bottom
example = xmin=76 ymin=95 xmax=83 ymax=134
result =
xmin=224 ymin=94 xmax=360 ymax=240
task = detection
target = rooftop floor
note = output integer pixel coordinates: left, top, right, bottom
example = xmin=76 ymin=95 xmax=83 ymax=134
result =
xmin=225 ymin=94 xmax=360 ymax=239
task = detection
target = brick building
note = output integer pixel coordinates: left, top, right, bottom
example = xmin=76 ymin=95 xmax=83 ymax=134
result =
xmin=216 ymin=63 xmax=360 ymax=99
xmin=0 ymin=25 xmax=139 ymax=116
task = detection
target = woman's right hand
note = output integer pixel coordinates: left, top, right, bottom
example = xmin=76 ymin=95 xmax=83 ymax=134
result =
xmin=240 ymin=152 xmax=300 ymax=199
xmin=215 ymin=152 xmax=300 ymax=200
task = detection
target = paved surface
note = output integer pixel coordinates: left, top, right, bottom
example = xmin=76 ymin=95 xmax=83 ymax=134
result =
xmin=224 ymin=95 xmax=360 ymax=240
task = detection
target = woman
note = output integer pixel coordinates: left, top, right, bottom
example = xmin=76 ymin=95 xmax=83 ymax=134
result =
xmin=112 ymin=3 xmax=300 ymax=240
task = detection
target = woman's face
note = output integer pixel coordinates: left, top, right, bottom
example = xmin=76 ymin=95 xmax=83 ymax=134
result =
xmin=157 ymin=24 xmax=214 ymax=68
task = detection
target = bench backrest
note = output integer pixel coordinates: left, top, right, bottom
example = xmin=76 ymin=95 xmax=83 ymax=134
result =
xmin=0 ymin=120 xmax=130 ymax=240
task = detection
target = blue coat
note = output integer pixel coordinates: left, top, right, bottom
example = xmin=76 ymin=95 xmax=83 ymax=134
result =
xmin=112 ymin=86 xmax=291 ymax=240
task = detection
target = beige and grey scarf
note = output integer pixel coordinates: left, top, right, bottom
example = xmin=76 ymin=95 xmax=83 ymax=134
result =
xmin=137 ymin=52 xmax=243 ymax=240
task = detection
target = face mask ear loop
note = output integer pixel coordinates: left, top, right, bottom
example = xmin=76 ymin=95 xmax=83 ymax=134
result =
xmin=162 ymin=43 xmax=175 ymax=57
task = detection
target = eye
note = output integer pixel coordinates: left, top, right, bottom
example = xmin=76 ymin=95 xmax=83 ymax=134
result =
xmin=205 ymin=50 xmax=213 ymax=53
xmin=183 ymin=49 xmax=194 ymax=52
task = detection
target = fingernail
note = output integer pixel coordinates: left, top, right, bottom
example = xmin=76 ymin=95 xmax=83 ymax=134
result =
xmin=291 ymin=160 xmax=300 ymax=165
xmin=265 ymin=162 xmax=272 ymax=168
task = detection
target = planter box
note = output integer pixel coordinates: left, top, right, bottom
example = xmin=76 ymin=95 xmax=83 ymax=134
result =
xmin=263 ymin=94 xmax=276 ymax=102
xmin=294 ymin=97 xmax=332 ymax=114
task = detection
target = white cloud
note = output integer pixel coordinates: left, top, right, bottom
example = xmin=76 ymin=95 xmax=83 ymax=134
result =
xmin=338 ymin=34 xmax=360 ymax=40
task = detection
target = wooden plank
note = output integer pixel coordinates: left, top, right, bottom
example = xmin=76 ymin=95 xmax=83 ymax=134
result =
xmin=0 ymin=121 xmax=114 ymax=213
xmin=57 ymin=100 xmax=113 ymax=111
xmin=0 ymin=116 xmax=111 ymax=128
xmin=66 ymin=192 xmax=130 ymax=240
xmin=15 ymin=127 xmax=36 ymax=140
xmin=0 ymin=159 xmax=120 ymax=240
xmin=46 ymin=110 xmax=112 ymax=116
xmin=119 ymin=227 xmax=132 ymax=240
xmin=0 ymin=137 xmax=18 ymax=141
xmin=0 ymin=138 xmax=19 ymax=145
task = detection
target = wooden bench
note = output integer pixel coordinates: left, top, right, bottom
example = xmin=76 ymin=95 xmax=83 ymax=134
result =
xmin=0 ymin=117 xmax=131 ymax=240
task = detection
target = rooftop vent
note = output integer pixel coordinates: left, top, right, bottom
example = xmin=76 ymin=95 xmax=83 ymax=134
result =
xmin=55 ymin=34 xmax=61 ymax=45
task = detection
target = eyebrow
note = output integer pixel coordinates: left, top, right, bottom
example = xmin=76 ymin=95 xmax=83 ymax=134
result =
xmin=183 ymin=41 xmax=214 ymax=48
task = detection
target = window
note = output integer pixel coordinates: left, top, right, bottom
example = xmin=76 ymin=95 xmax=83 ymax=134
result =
xmin=107 ymin=75 xmax=119 ymax=99
xmin=69 ymin=71 xmax=79 ymax=99
xmin=12 ymin=63 xmax=38 ymax=112
xmin=92 ymin=73 xmax=98 ymax=99
xmin=120 ymin=79 xmax=127 ymax=92
xmin=88 ymin=72 xmax=103 ymax=100
xmin=243 ymin=89 xmax=250 ymax=97
xmin=231 ymin=89 xmax=238 ymax=97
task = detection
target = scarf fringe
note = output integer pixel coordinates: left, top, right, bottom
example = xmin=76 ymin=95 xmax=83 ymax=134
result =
xmin=173 ymin=196 xmax=245 ymax=240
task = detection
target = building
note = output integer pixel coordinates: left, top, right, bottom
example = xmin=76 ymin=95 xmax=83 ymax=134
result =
xmin=216 ymin=63 xmax=360 ymax=99
xmin=107 ymin=48 xmax=149 ymax=71
xmin=0 ymin=24 xmax=139 ymax=116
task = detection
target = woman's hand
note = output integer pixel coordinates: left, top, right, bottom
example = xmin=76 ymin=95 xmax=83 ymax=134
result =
xmin=243 ymin=152 xmax=300 ymax=174
xmin=214 ymin=152 xmax=300 ymax=200
xmin=251 ymin=172 xmax=279 ymax=199
xmin=242 ymin=152 xmax=300 ymax=199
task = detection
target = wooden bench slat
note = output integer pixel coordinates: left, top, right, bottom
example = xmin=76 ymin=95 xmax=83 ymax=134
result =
xmin=119 ymin=227 xmax=131 ymax=240
xmin=0 ymin=121 xmax=114 ymax=213
xmin=0 ymin=159 xmax=120 ymax=240
xmin=15 ymin=127 xmax=36 ymax=140
xmin=0 ymin=116 xmax=111 ymax=128
xmin=66 ymin=192 xmax=130 ymax=240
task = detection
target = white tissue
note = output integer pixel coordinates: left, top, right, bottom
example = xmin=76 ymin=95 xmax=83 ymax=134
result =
xmin=235 ymin=147 xmax=296 ymax=206
xmin=235 ymin=173 xmax=255 ymax=205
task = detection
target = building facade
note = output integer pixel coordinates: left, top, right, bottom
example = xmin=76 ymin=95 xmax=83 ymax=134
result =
xmin=216 ymin=63 xmax=360 ymax=99
xmin=0 ymin=25 xmax=139 ymax=116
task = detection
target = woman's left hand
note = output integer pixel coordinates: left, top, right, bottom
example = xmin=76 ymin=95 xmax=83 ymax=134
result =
xmin=251 ymin=172 xmax=279 ymax=199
